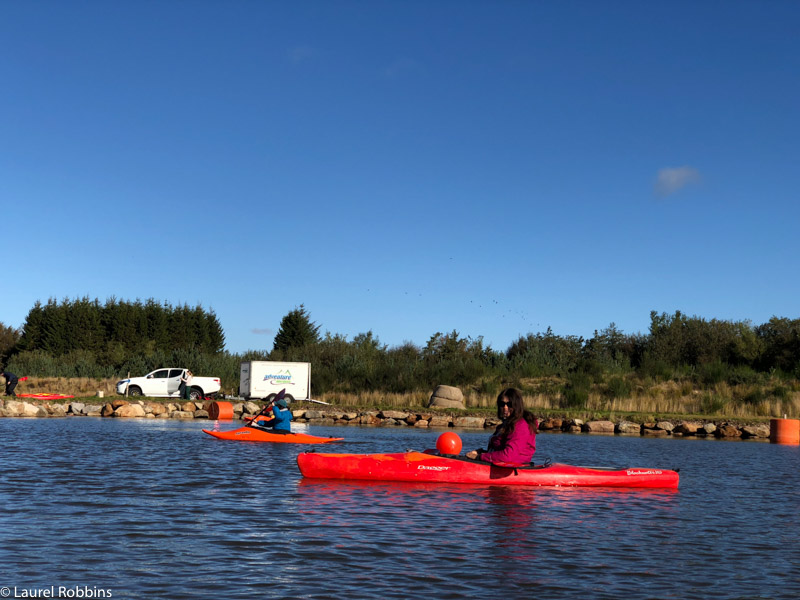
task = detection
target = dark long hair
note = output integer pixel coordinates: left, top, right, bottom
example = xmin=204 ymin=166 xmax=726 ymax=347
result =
xmin=495 ymin=388 xmax=538 ymax=439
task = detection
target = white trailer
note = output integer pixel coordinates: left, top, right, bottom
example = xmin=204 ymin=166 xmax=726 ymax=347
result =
xmin=239 ymin=361 xmax=311 ymax=402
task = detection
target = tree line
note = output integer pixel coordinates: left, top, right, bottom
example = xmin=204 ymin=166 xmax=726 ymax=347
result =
xmin=2 ymin=302 xmax=799 ymax=404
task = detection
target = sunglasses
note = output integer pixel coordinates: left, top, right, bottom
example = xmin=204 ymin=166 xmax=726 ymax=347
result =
xmin=498 ymin=400 xmax=511 ymax=406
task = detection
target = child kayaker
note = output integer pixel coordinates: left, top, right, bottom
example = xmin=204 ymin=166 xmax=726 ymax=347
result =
xmin=465 ymin=388 xmax=537 ymax=465
xmin=253 ymin=390 xmax=293 ymax=433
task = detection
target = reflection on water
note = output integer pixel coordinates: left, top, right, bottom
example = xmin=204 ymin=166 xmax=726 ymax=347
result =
xmin=0 ymin=418 xmax=797 ymax=600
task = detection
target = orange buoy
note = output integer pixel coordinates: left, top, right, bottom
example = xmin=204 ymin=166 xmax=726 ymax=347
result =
xmin=436 ymin=432 xmax=463 ymax=455
xmin=769 ymin=418 xmax=800 ymax=445
xmin=208 ymin=401 xmax=234 ymax=420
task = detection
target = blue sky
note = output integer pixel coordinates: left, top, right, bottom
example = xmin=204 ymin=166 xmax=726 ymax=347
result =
xmin=2 ymin=1 xmax=798 ymax=354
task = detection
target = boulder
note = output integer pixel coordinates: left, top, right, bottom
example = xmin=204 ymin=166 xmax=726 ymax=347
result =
xmin=453 ymin=416 xmax=486 ymax=429
xmin=431 ymin=385 xmax=463 ymax=401
xmin=4 ymin=400 xmax=24 ymax=416
xmin=115 ymin=404 xmax=146 ymax=418
xmin=674 ymin=421 xmax=701 ymax=435
xmin=359 ymin=414 xmax=380 ymax=425
xmin=24 ymin=402 xmax=47 ymax=417
xmin=194 ymin=410 xmax=209 ymax=419
xmin=642 ymin=428 xmax=668 ymax=436
xmin=616 ymin=421 xmax=641 ymax=435
xmin=428 ymin=385 xmax=465 ymax=409
xmin=49 ymin=404 xmax=67 ymax=417
xmin=379 ymin=410 xmax=409 ymax=420
xmin=147 ymin=402 xmax=167 ymax=416
xmin=381 ymin=418 xmax=397 ymax=426
xmin=539 ymin=418 xmax=563 ymax=431
xmin=70 ymin=402 xmax=85 ymax=415
xmin=583 ymin=420 xmax=615 ymax=433
xmin=656 ymin=421 xmax=675 ymax=432
xmin=429 ymin=415 xmax=452 ymax=427
xmin=413 ymin=420 xmax=429 ymax=428
xmin=742 ymin=424 xmax=770 ymax=438
xmin=291 ymin=410 xmax=307 ymax=419
xmin=85 ymin=405 xmax=103 ymax=416
xmin=102 ymin=403 xmax=116 ymax=417
xmin=171 ymin=411 xmax=195 ymax=419
xmin=244 ymin=401 xmax=260 ymax=414
xmin=181 ymin=402 xmax=196 ymax=412
xmin=702 ymin=423 xmax=717 ymax=435
xmin=715 ymin=423 xmax=742 ymax=438
xmin=111 ymin=399 xmax=129 ymax=409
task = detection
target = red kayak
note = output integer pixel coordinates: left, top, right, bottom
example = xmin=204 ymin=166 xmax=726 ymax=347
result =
xmin=17 ymin=393 xmax=75 ymax=400
xmin=297 ymin=451 xmax=679 ymax=488
xmin=203 ymin=426 xmax=343 ymax=444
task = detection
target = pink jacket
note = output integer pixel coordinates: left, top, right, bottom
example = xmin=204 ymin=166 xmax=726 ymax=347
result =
xmin=480 ymin=419 xmax=537 ymax=466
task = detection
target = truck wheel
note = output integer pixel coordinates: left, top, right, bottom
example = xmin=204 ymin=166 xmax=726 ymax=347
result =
xmin=284 ymin=394 xmax=295 ymax=403
xmin=128 ymin=386 xmax=142 ymax=397
xmin=189 ymin=387 xmax=204 ymax=401
xmin=265 ymin=393 xmax=277 ymax=403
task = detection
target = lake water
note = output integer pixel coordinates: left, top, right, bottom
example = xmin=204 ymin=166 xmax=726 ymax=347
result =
xmin=1 ymin=418 xmax=798 ymax=600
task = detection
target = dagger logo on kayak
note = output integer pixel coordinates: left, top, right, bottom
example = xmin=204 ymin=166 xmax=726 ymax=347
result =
xmin=417 ymin=465 xmax=451 ymax=471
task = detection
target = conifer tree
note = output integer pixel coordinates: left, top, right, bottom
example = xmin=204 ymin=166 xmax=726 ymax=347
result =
xmin=273 ymin=305 xmax=321 ymax=352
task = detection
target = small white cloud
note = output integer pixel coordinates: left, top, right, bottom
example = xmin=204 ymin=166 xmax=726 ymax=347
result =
xmin=288 ymin=45 xmax=315 ymax=64
xmin=654 ymin=166 xmax=701 ymax=197
xmin=251 ymin=328 xmax=274 ymax=336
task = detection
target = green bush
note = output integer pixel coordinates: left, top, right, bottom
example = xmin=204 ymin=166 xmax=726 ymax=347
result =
xmin=605 ymin=376 xmax=632 ymax=399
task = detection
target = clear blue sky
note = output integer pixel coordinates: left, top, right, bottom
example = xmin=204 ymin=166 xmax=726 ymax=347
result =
xmin=2 ymin=1 xmax=798 ymax=354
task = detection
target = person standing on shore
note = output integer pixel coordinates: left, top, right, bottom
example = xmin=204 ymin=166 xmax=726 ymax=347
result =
xmin=465 ymin=388 xmax=537 ymax=465
xmin=182 ymin=370 xmax=194 ymax=400
xmin=2 ymin=371 xmax=19 ymax=397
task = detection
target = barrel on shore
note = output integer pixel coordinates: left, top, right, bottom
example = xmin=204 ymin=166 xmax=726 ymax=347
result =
xmin=769 ymin=418 xmax=800 ymax=445
xmin=208 ymin=401 xmax=234 ymax=420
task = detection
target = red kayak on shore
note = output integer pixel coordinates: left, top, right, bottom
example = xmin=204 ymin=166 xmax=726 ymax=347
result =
xmin=297 ymin=451 xmax=679 ymax=488
xmin=203 ymin=426 xmax=343 ymax=444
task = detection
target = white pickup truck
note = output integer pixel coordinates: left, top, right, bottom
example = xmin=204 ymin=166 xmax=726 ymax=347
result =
xmin=116 ymin=368 xmax=221 ymax=401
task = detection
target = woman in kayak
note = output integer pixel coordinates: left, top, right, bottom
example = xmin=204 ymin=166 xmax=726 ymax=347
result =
xmin=253 ymin=392 xmax=293 ymax=434
xmin=465 ymin=388 xmax=537 ymax=465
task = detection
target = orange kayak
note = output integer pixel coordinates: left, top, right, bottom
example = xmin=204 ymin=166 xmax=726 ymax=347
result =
xmin=203 ymin=426 xmax=343 ymax=444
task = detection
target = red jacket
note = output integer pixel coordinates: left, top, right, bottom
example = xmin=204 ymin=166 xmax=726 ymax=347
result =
xmin=480 ymin=418 xmax=537 ymax=465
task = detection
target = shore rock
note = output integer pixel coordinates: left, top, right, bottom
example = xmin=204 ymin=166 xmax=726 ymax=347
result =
xmin=115 ymin=404 xmax=146 ymax=418
xmin=715 ymin=423 xmax=742 ymax=438
xmin=584 ymin=420 xmax=615 ymax=433
xmin=742 ymin=424 xmax=770 ymax=438
xmin=616 ymin=421 xmax=641 ymax=434
xmin=674 ymin=421 xmax=701 ymax=435
xmin=171 ymin=411 xmax=194 ymax=419
xmin=453 ymin=416 xmax=486 ymax=429
xmin=380 ymin=410 xmax=409 ymax=420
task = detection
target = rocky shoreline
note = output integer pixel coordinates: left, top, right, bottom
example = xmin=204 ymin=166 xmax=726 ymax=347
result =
xmin=0 ymin=397 xmax=774 ymax=439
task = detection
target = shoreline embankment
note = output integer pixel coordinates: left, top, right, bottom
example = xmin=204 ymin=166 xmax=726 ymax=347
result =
xmin=0 ymin=397 xmax=780 ymax=440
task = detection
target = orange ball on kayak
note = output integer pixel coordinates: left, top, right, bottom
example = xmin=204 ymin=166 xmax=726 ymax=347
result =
xmin=436 ymin=432 xmax=462 ymax=455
